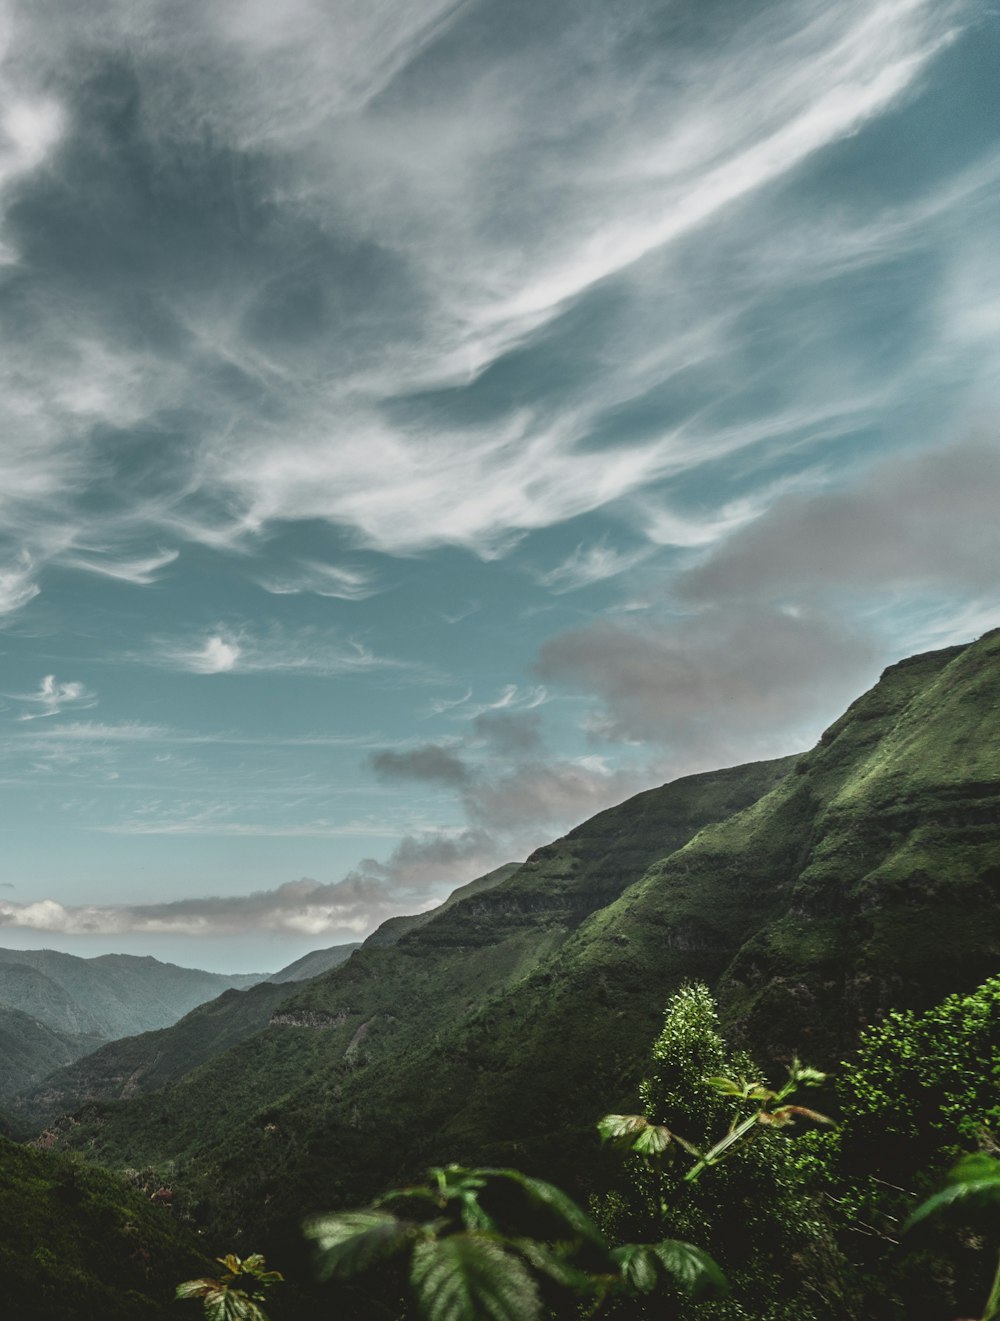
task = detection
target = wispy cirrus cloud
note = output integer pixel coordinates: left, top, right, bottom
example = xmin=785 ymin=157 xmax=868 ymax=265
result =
xmin=143 ymin=625 xmax=418 ymax=678
xmin=254 ymin=559 xmax=381 ymax=600
xmin=0 ymin=0 xmax=980 ymax=615
xmin=5 ymin=674 xmax=97 ymax=721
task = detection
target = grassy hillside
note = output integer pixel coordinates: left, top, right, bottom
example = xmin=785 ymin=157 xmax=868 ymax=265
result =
xmin=269 ymin=943 xmax=361 ymax=982
xmin=0 ymin=1007 xmax=102 ymax=1109
xmin=45 ymin=755 xmax=797 ymax=1234
xmin=361 ymin=862 xmax=522 ymax=949
xmin=0 ymin=1134 xmax=209 ymax=1320
xmin=14 ymin=980 xmax=298 ymax=1128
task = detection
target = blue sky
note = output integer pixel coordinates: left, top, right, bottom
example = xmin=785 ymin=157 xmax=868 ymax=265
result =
xmin=1 ymin=0 xmax=998 ymax=971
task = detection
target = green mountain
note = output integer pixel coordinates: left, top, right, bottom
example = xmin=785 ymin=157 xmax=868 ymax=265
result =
xmin=12 ymin=980 xmax=297 ymax=1128
xmin=0 ymin=1133 xmax=209 ymax=1320
xmin=0 ymin=1007 xmax=103 ymax=1107
xmin=0 ymin=948 xmax=262 ymax=1041
xmin=43 ymin=753 xmax=797 ymax=1230
xmin=269 ymin=943 xmax=362 ymax=982
xmin=38 ymin=630 xmax=1000 ymax=1257
xmin=360 ymin=862 xmax=521 ymax=949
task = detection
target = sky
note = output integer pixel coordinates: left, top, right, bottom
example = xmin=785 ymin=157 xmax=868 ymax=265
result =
xmin=0 ymin=0 xmax=998 ymax=973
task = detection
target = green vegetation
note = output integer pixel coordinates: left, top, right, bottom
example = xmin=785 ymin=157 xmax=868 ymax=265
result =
xmin=306 ymin=1163 xmax=726 ymax=1321
xmin=6 ymin=630 xmax=1000 ymax=1318
xmin=0 ymin=1133 xmax=208 ymax=1319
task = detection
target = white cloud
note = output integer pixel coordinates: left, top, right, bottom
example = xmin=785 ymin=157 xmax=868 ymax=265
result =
xmin=145 ymin=624 xmax=414 ymax=678
xmin=535 ymin=541 xmax=651 ymax=593
xmin=0 ymin=0 xmax=976 ymax=605
xmin=7 ymin=673 xmax=97 ymax=721
xmin=254 ymin=559 xmax=380 ymax=600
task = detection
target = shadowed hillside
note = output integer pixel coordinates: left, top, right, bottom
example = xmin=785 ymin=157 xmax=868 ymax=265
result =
xmin=43 ymin=631 xmax=1000 ymax=1254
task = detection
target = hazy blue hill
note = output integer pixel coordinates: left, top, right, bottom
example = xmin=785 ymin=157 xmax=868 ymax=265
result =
xmin=0 ymin=1007 xmax=103 ymax=1107
xmin=0 ymin=948 xmax=262 ymax=1041
xmin=14 ymin=980 xmax=298 ymax=1127
xmin=270 ymin=943 xmax=361 ymax=982
xmin=0 ymin=1133 xmax=209 ymax=1320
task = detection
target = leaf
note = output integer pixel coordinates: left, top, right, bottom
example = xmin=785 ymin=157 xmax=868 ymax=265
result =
xmin=304 ymin=1209 xmax=415 ymax=1279
xmin=176 ymin=1278 xmax=216 ymax=1299
xmin=478 ymin=1169 xmax=606 ymax=1245
xmin=651 ymin=1239 xmax=729 ymax=1300
xmin=905 ymin=1154 xmax=1000 ymax=1232
xmin=702 ymin=1076 xmax=745 ymax=1096
xmin=410 ymin=1233 xmax=543 ymax=1321
xmin=612 ymin=1243 xmax=660 ymax=1294
xmin=598 ymin=1114 xmax=650 ymax=1143
xmin=632 ymin=1124 xmax=674 ymax=1157
xmin=511 ymin=1238 xmax=597 ymax=1292
xmin=766 ymin=1104 xmax=833 ymax=1127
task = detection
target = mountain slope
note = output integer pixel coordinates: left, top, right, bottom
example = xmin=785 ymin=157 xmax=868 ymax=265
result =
xmin=269 ymin=943 xmax=361 ymax=983
xmin=45 ymin=754 xmax=798 ymax=1226
xmin=14 ymin=980 xmax=297 ymax=1127
xmin=0 ymin=1134 xmax=208 ymax=1320
xmin=0 ymin=1008 xmax=102 ymax=1107
xmin=361 ymin=862 xmax=521 ymax=949
xmin=0 ymin=949 xmax=261 ymax=1041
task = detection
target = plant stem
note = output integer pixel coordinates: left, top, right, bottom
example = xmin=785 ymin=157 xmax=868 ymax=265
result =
xmin=981 ymin=1247 xmax=1000 ymax=1321
xmin=684 ymin=1113 xmax=759 ymax=1183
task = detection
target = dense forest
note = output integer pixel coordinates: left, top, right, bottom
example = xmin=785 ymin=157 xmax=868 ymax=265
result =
xmin=4 ymin=628 xmax=1000 ymax=1318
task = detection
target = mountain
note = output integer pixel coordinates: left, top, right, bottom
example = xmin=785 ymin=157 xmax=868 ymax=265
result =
xmin=13 ymin=980 xmax=297 ymax=1127
xmin=0 ymin=948 xmax=262 ymax=1041
xmin=0 ymin=1007 xmax=103 ymax=1107
xmin=14 ymin=865 xmax=522 ymax=1126
xmin=0 ymin=1133 xmax=209 ymax=1320
xmin=360 ymin=862 xmax=521 ymax=949
xmin=270 ymin=943 xmax=361 ymax=982
xmin=40 ymin=630 xmax=1000 ymax=1253
xmin=42 ymin=753 xmax=797 ymax=1229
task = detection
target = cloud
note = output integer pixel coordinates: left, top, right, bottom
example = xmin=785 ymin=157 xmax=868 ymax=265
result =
xmin=7 ymin=674 xmax=97 ymax=721
xmin=0 ymin=0 xmax=977 ymax=614
xmin=0 ymin=874 xmax=422 ymax=938
xmin=0 ymin=825 xmax=508 ymax=939
xmin=61 ymin=547 xmax=179 ymax=584
xmin=535 ymin=541 xmax=651 ymax=593
xmin=678 ymin=436 xmax=1000 ymax=604
xmin=254 ymin=559 xmax=381 ymax=600
xmin=370 ymin=743 xmax=471 ymax=787
xmin=537 ymin=606 xmax=879 ymax=762
xmin=472 ymin=709 xmax=543 ymax=756
xmin=146 ymin=624 xmax=415 ymax=678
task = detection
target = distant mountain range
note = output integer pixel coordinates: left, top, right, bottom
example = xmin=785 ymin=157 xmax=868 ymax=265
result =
xmin=11 ymin=629 xmax=1000 ymax=1259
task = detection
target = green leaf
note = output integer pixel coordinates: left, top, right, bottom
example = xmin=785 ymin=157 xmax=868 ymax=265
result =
xmin=651 ymin=1239 xmax=728 ymax=1300
xmin=478 ymin=1169 xmax=606 ymax=1245
xmin=905 ymin=1154 xmax=1000 ymax=1232
xmin=597 ymin=1114 xmax=650 ymax=1143
xmin=632 ymin=1124 xmax=674 ymax=1157
xmin=410 ymin=1233 xmax=543 ymax=1321
xmin=176 ymin=1278 xmax=216 ymax=1300
xmin=304 ymin=1209 xmax=415 ymax=1279
xmin=703 ymin=1076 xmax=745 ymax=1096
xmin=612 ymin=1243 xmax=660 ymax=1294
xmin=511 ymin=1238 xmax=597 ymax=1292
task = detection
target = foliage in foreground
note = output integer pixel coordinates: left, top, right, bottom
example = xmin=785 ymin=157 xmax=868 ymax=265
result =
xmin=304 ymin=1162 xmax=727 ymax=1321
xmin=593 ymin=983 xmax=844 ymax=1319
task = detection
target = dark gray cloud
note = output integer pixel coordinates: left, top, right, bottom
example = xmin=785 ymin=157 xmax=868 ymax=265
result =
xmin=472 ymin=709 xmax=543 ymax=755
xmin=679 ymin=436 xmax=1000 ymax=603
xmin=370 ymin=744 xmax=472 ymax=786
xmin=537 ymin=606 xmax=878 ymax=758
